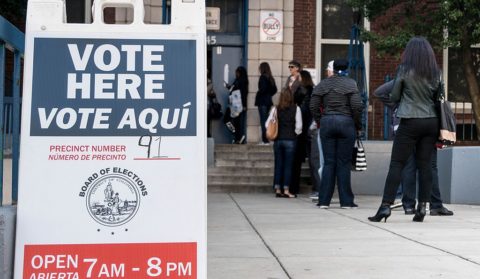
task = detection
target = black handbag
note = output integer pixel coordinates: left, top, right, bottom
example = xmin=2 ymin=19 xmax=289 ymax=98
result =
xmin=435 ymin=80 xmax=456 ymax=146
xmin=208 ymin=95 xmax=223 ymax=119
xmin=352 ymin=138 xmax=367 ymax=171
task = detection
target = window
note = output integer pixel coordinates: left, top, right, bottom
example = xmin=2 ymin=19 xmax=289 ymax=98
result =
xmin=322 ymin=0 xmax=358 ymax=40
xmin=206 ymin=0 xmax=244 ymax=34
xmin=317 ymin=0 xmax=366 ymax=80
xmin=447 ymin=48 xmax=480 ymax=102
xmin=320 ymin=45 xmax=349 ymax=79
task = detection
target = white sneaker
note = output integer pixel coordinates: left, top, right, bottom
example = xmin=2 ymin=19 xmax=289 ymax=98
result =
xmin=340 ymin=204 xmax=359 ymax=209
xmin=318 ymin=205 xmax=329 ymax=209
xmin=309 ymin=192 xmax=319 ymax=199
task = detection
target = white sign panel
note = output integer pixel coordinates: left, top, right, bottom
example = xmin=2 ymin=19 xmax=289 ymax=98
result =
xmin=14 ymin=0 xmax=207 ymax=278
xmin=260 ymin=11 xmax=283 ymax=43
xmin=206 ymin=7 xmax=220 ymax=30
xmin=304 ymin=68 xmax=318 ymax=85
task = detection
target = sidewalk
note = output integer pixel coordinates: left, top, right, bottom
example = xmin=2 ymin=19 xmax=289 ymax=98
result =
xmin=208 ymin=193 xmax=480 ymax=279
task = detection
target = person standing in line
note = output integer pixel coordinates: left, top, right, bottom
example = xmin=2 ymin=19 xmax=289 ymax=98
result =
xmin=374 ymin=79 xmax=453 ymax=216
xmin=310 ymin=59 xmax=363 ymax=209
xmin=309 ymin=61 xmax=334 ymax=200
xmin=255 ymin=62 xmax=277 ymax=145
xmin=227 ymin=66 xmax=249 ymax=144
xmin=284 ymin=60 xmax=302 ymax=94
xmin=207 ymin=71 xmax=215 ymax=138
xmin=290 ymin=70 xmax=314 ymax=195
xmin=400 ymin=149 xmax=454 ymax=216
xmin=369 ymin=37 xmax=441 ymax=223
xmin=267 ymin=87 xmax=302 ymax=198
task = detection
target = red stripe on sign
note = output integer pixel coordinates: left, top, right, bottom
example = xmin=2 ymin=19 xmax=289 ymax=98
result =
xmin=23 ymin=242 xmax=196 ymax=279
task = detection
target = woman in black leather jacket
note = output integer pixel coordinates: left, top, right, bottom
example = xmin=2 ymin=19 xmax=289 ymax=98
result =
xmin=369 ymin=37 xmax=442 ymax=223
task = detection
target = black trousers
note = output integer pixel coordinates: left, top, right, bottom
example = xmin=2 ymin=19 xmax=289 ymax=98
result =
xmin=382 ymin=118 xmax=439 ymax=204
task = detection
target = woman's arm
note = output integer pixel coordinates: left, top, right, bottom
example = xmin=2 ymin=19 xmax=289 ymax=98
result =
xmin=389 ymin=75 xmax=404 ymax=103
xmin=295 ymin=106 xmax=303 ymax=135
xmin=265 ymin=107 xmax=276 ymax=129
xmin=310 ymin=85 xmax=323 ymax=126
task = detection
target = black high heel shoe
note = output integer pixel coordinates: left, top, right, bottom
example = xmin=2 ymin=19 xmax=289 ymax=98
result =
xmin=413 ymin=202 xmax=427 ymax=222
xmin=368 ymin=204 xmax=391 ymax=222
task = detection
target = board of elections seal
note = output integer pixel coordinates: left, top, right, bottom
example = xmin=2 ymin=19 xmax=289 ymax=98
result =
xmin=85 ymin=174 xmax=140 ymax=227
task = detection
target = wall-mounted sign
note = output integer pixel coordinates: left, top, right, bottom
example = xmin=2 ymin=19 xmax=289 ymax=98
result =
xmin=260 ymin=11 xmax=283 ymax=43
xmin=206 ymin=7 xmax=220 ymax=30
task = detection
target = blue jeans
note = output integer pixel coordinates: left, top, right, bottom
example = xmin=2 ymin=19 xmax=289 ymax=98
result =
xmin=273 ymin=139 xmax=297 ymax=190
xmin=308 ymin=128 xmax=322 ymax=192
xmin=258 ymin=106 xmax=270 ymax=143
xmin=401 ymin=148 xmax=444 ymax=209
xmin=318 ymin=115 xmax=356 ymax=206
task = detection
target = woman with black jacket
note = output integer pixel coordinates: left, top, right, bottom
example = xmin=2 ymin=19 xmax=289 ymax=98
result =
xmin=369 ymin=37 xmax=441 ymax=223
xmin=255 ymin=62 xmax=277 ymax=144
xmin=290 ymin=70 xmax=314 ymax=194
xmin=227 ymin=66 xmax=249 ymax=144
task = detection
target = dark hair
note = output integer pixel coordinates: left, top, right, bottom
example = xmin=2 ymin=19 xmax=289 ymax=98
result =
xmin=333 ymin=59 xmax=349 ymax=72
xmin=300 ymin=70 xmax=314 ymax=88
xmin=259 ymin=62 xmax=276 ymax=86
xmin=288 ymin=60 xmax=302 ymax=69
xmin=235 ymin=66 xmax=249 ymax=86
xmin=400 ymin=36 xmax=440 ymax=82
xmin=278 ymin=87 xmax=294 ymax=110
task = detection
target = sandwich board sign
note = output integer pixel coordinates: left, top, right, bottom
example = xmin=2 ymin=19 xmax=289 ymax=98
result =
xmin=14 ymin=0 xmax=207 ymax=278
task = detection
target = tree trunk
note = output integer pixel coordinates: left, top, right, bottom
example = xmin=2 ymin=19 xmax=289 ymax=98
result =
xmin=461 ymin=46 xmax=480 ymax=140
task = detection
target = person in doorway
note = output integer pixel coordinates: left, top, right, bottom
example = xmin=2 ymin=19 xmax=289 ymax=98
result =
xmin=226 ymin=66 xmax=249 ymax=144
xmin=267 ymin=87 xmax=302 ymax=198
xmin=310 ymin=59 xmax=363 ymax=209
xmin=255 ymin=62 xmax=277 ymax=145
xmin=369 ymin=37 xmax=441 ymax=223
xmin=207 ymin=71 xmax=216 ymax=138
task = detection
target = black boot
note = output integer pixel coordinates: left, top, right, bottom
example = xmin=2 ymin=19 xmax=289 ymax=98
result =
xmin=413 ymin=202 xmax=427 ymax=222
xmin=368 ymin=203 xmax=391 ymax=222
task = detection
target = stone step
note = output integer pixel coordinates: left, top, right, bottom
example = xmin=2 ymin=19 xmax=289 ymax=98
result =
xmin=208 ymin=174 xmax=273 ymax=184
xmin=214 ymin=144 xmax=273 ymax=153
xmin=214 ymin=151 xmax=274 ymax=161
xmin=208 ymin=166 xmax=311 ymax=176
xmin=207 ymin=181 xmax=312 ymax=194
xmin=215 ymin=158 xmax=274 ymax=168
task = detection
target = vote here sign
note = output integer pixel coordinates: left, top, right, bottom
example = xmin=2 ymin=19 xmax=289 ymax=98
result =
xmin=14 ymin=1 xmax=207 ymax=279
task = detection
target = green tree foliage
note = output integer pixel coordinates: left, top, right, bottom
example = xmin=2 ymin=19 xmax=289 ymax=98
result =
xmin=0 ymin=0 xmax=27 ymax=23
xmin=348 ymin=0 xmax=480 ymax=139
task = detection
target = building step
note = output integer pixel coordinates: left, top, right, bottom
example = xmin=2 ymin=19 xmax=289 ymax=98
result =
xmin=208 ymin=181 xmax=312 ymax=194
xmin=208 ymin=143 xmax=314 ymax=194
xmin=214 ymin=144 xmax=273 ymax=153
xmin=214 ymin=151 xmax=274 ymax=161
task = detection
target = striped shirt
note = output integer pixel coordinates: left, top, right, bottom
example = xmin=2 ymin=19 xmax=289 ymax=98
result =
xmin=310 ymin=75 xmax=364 ymax=129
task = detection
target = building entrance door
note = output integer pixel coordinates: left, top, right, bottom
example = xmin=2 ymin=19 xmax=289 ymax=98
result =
xmin=209 ymin=46 xmax=243 ymax=144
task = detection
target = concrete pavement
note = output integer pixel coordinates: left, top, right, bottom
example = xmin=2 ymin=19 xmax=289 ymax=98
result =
xmin=208 ymin=193 xmax=480 ymax=279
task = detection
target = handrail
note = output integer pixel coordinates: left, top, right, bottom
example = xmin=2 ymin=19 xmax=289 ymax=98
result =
xmin=0 ymin=15 xmax=24 ymax=205
xmin=0 ymin=15 xmax=25 ymax=53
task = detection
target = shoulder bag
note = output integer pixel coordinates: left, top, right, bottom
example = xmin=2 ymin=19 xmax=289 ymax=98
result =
xmin=266 ymin=107 xmax=278 ymax=141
